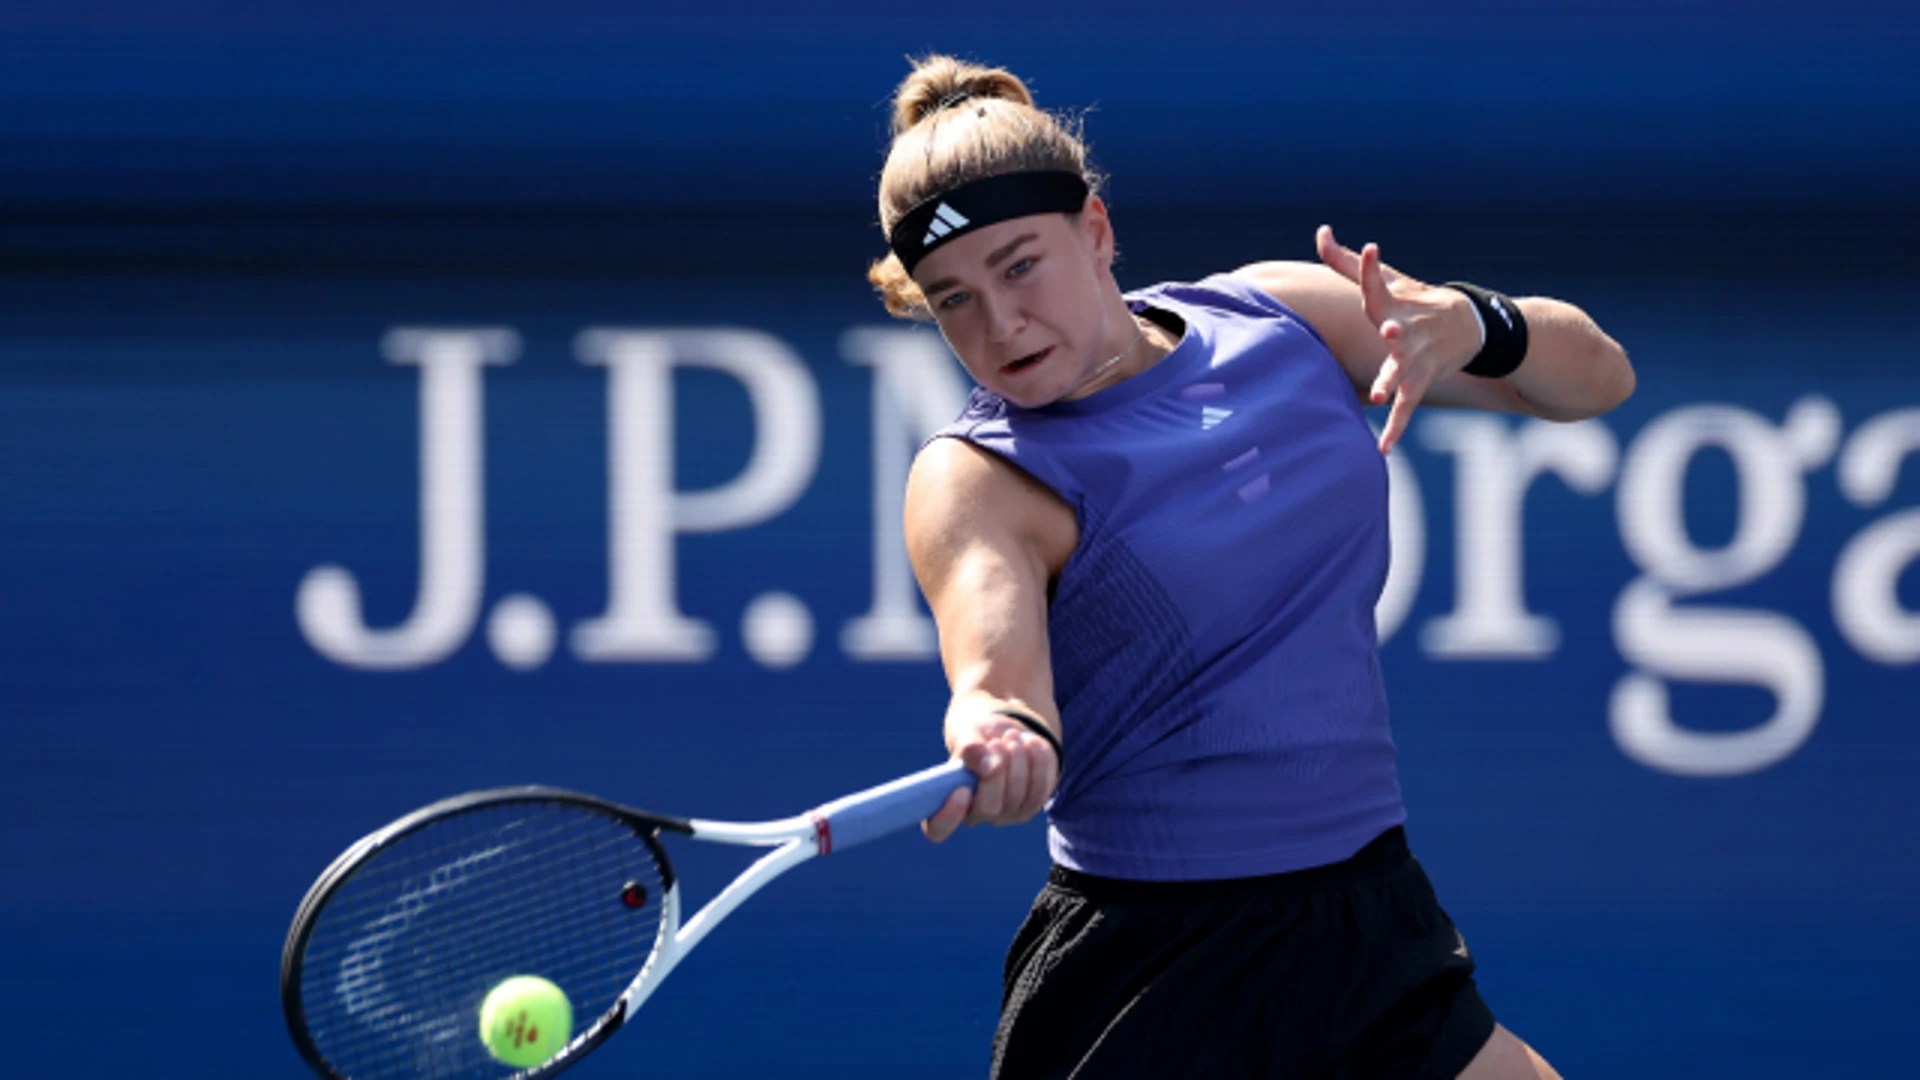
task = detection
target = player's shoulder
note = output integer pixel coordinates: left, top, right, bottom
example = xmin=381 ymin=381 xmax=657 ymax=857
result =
xmin=909 ymin=435 xmax=1069 ymax=548
xmin=909 ymin=434 xmax=1036 ymax=514
xmin=1128 ymin=271 xmax=1301 ymax=323
xmin=908 ymin=435 xmax=1076 ymax=581
xmin=1132 ymin=269 xmax=1337 ymax=365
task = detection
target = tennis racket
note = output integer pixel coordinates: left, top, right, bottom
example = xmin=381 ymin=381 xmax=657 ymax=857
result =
xmin=280 ymin=759 xmax=976 ymax=1080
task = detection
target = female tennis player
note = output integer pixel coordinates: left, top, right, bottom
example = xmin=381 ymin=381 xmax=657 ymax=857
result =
xmin=872 ymin=56 xmax=1632 ymax=1079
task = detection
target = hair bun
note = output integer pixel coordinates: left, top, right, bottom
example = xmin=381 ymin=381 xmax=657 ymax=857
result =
xmin=872 ymin=55 xmax=1098 ymax=320
xmin=891 ymin=55 xmax=1036 ymax=135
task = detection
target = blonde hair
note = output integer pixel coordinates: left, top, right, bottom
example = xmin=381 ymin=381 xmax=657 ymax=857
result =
xmin=868 ymin=55 xmax=1101 ymax=319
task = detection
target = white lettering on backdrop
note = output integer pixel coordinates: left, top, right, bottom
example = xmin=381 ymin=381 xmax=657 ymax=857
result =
xmin=1418 ymin=416 xmax=1620 ymax=658
xmin=1611 ymin=397 xmax=1840 ymax=776
xmin=572 ymin=329 xmax=821 ymax=664
xmin=296 ymin=329 xmax=1915 ymax=778
xmin=839 ymin=328 xmax=971 ymax=660
xmin=296 ymin=329 xmax=518 ymax=669
xmin=1833 ymin=409 xmax=1920 ymax=664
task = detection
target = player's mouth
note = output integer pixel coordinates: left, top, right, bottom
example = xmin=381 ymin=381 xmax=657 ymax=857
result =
xmin=1001 ymin=346 xmax=1053 ymax=376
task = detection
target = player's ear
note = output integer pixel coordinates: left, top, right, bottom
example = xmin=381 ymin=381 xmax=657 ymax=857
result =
xmin=1078 ymin=195 xmax=1114 ymax=267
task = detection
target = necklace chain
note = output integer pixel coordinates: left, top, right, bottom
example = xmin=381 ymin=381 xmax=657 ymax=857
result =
xmin=1069 ymin=316 xmax=1148 ymax=397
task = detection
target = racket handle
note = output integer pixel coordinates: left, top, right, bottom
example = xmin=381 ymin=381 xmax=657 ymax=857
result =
xmin=810 ymin=759 xmax=976 ymax=853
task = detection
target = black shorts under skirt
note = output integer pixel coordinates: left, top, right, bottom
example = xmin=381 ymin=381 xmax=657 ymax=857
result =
xmin=991 ymin=828 xmax=1496 ymax=1080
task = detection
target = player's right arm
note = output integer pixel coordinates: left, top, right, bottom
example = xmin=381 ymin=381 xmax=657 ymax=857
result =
xmin=905 ymin=436 xmax=1071 ymax=843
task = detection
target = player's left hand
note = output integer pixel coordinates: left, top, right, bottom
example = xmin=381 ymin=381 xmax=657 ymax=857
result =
xmin=1316 ymin=225 xmax=1483 ymax=454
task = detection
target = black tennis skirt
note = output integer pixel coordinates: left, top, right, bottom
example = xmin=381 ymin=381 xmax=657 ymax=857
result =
xmin=991 ymin=827 xmax=1496 ymax=1080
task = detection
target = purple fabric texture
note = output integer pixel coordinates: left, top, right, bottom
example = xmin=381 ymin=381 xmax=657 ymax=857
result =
xmin=932 ymin=274 xmax=1405 ymax=880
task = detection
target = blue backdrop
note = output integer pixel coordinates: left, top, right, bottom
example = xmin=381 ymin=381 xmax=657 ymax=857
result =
xmin=2 ymin=3 xmax=1918 ymax=1078
xmin=3 ymin=0 xmax=1920 ymax=213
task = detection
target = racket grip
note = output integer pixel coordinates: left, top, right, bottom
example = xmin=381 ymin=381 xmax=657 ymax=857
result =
xmin=810 ymin=759 xmax=976 ymax=853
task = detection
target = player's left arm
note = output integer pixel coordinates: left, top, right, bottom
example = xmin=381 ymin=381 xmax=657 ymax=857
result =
xmin=1234 ymin=225 xmax=1635 ymax=453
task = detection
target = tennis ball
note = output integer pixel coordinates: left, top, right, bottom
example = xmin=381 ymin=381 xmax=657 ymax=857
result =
xmin=479 ymin=975 xmax=572 ymax=1069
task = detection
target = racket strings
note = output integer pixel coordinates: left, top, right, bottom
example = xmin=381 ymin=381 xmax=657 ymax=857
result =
xmin=296 ymin=802 xmax=667 ymax=1080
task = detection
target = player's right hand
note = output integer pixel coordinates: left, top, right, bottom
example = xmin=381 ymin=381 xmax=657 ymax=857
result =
xmin=923 ymin=705 xmax=1060 ymax=843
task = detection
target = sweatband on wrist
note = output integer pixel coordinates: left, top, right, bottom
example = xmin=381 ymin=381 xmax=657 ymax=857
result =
xmin=992 ymin=708 xmax=1064 ymax=763
xmin=1443 ymin=281 xmax=1529 ymax=378
xmin=888 ymin=171 xmax=1091 ymax=274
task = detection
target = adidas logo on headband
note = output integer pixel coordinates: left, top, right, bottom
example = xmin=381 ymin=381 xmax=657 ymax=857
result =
xmin=921 ymin=203 xmax=971 ymax=247
xmin=888 ymin=171 xmax=1091 ymax=274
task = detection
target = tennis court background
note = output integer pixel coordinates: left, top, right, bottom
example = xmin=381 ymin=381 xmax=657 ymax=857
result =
xmin=4 ymin=3 xmax=1918 ymax=1077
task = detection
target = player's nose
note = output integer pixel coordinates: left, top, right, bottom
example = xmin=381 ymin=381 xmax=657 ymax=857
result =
xmin=981 ymin=292 xmax=1022 ymax=344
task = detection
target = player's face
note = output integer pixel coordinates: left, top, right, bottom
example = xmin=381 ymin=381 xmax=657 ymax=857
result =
xmin=913 ymin=203 xmax=1118 ymax=409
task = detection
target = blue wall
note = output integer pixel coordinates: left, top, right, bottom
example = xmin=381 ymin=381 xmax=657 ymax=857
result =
xmin=5 ymin=269 xmax=1919 ymax=1077
xmin=2 ymin=4 xmax=1919 ymax=1078
xmin=2 ymin=1 xmax=1919 ymax=211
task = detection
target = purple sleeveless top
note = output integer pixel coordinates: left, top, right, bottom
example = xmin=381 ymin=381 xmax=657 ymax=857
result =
xmin=932 ymin=273 xmax=1405 ymax=880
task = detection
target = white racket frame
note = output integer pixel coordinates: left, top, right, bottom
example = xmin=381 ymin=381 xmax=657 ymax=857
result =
xmin=286 ymin=762 xmax=974 ymax=1079
xmin=603 ymin=758 xmax=974 ymax=1039
xmin=616 ymin=812 xmax=821 ymax=1018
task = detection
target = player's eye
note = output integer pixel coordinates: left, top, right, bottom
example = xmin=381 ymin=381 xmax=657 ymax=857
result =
xmin=1007 ymin=257 xmax=1036 ymax=278
xmin=937 ymin=290 xmax=970 ymax=310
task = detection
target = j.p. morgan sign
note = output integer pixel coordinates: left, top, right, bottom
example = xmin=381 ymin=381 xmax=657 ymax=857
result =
xmin=298 ymin=328 xmax=1920 ymax=780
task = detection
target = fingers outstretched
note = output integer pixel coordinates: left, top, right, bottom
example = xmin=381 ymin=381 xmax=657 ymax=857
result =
xmin=1377 ymin=367 xmax=1429 ymax=454
xmin=1316 ymin=224 xmax=1362 ymax=282
xmin=1358 ymin=243 xmax=1397 ymax=327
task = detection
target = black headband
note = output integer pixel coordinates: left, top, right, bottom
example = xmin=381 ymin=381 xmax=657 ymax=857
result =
xmin=888 ymin=170 xmax=1090 ymax=274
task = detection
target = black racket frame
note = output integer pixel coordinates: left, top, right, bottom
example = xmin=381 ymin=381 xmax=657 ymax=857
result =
xmin=280 ymin=786 xmax=693 ymax=1080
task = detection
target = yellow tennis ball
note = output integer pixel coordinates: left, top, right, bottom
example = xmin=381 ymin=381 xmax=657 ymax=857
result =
xmin=479 ymin=975 xmax=572 ymax=1069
